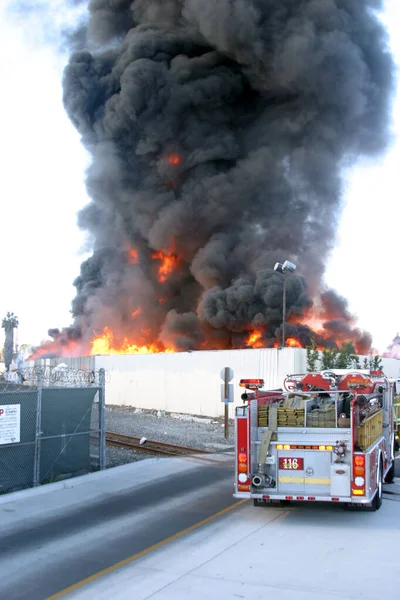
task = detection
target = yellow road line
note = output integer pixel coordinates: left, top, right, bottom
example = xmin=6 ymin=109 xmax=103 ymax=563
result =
xmin=46 ymin=499 xmax=247 ymax=599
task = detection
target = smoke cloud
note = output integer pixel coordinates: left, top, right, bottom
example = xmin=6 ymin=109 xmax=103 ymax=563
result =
xmin=41 ymin=0 xmax=395 ymax=355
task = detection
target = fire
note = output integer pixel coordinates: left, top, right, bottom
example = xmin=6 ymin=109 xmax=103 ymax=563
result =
xmin=151 ymin=250 xmax=180 ymax=283
xmin=91 ymin=327 xmax=173 ymax=355
xmin=168 ymin=154 xmax=182 ymax=166
xmin=273 ymin=337 xmax=302 ymax=349
xmin=300 ymin=314 xmax=324 ymax=333
xmin=286 ymin=337 xmax=302 ymax=348
xmin=29 ymin=338 xmax=83 ymax=360
xmin=126 ymin=247 xmax=139 ymax=264
xmin=246 ymin=330 xmax=264 ymax=348
xmin=131 ymin=308 xmax=142 ymax=318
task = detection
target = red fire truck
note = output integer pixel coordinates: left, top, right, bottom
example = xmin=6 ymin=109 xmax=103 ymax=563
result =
xmin=234 ymin=370 xmax=396 ymax=510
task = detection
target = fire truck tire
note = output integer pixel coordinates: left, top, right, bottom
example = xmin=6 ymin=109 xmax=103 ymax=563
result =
xmin=384 ymin=461 xmax=395 ymax=483
xmin=371 ymin=460 xmax=383 ymax=511
xmin=384 ymin=446 xmax=395 ymax=484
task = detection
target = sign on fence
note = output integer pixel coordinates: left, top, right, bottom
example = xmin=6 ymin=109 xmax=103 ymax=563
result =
xmin=0 ymin=404 xmax=21 ymax=445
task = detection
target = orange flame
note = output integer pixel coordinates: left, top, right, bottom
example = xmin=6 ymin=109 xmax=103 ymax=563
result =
xmin=300 ymin=314 xmax=324 ymax=332
xmin=151 ymin=250 xmax=179 ymax=283
xmin=246 ymin=330 xmax=264 ymax=348
xmin=286 ymin=337 xmax=302 ymax=348
xmin=131 ymin=308 xmax=142 ymax=318
xmin=127 ymin=248 xmax=139 ymax=264
xmin=273 ymin=337 xmax=302 ymax=348
xmin=29 ymin=339 xmax=84 ymax=359
xmin=91 ymin=327 xmax=173 ymax=355
xmin=168 ymin=154 xmax=182 ymax=166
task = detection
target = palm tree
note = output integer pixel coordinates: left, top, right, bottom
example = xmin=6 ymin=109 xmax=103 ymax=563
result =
xmin=2 ymin=312 xmax=19 ymax=371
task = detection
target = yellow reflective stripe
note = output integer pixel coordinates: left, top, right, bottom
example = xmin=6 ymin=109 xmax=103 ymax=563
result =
xmin=304 ymin=478 xmax=330 ymax=485
xmin=278 ymin=477 xmax=331 ymax=484
xmin=278 ymin=476 xmax=304 ymax=483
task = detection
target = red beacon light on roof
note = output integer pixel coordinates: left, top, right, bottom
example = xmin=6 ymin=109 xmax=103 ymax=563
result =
xmin=239 ymin=379 xmax=264 ymax=390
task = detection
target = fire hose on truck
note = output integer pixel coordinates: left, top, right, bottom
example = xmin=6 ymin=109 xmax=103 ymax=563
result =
xmin=234 ymin=370 xmax=396 ymax=511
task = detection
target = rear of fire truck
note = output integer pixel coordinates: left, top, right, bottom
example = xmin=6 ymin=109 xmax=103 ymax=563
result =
xmin=234 ymin=370 xmax=396 ymax=511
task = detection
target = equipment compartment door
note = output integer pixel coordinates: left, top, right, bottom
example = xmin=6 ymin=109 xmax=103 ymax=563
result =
xmin=303 ymin=451 xmax=331 ymax=495
xmin=277 ymin=451 xmax=305 ymax=494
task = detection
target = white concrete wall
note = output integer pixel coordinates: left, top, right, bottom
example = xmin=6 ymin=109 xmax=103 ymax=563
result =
xmin=94 ymin=348 xmax=306 ymax=417
xmin=26 ymin=349 xmax=400 ymax=418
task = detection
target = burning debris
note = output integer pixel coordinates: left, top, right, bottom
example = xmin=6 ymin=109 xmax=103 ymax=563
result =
xmin=32 ymin=0 xmax=394 ymax=358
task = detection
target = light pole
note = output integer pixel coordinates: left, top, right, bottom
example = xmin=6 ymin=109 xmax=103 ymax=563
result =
xmin=274 ymin=260 xmax=297 ymax=348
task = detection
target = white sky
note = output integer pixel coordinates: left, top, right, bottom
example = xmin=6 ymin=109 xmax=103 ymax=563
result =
xmin=0 ymin=1 xmax=399 ymax=353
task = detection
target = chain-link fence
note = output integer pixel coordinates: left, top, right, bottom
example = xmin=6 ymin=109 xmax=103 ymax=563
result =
xmin=0 ymin=366 xmax=107 ymax=495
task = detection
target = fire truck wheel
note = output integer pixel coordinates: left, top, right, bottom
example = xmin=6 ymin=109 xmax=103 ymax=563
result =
xmin=371 ymin=460 xmax=383 ymax=511
xmin=384 ymin=446 xmax=395 ymax=484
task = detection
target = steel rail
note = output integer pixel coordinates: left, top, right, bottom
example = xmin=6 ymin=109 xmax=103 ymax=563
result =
xmin=104 ymin=430 xmax=212 ymax=457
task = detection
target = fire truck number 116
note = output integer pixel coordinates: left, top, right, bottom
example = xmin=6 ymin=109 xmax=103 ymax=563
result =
xmin=279 ymin=457 xmax=304 ymax=470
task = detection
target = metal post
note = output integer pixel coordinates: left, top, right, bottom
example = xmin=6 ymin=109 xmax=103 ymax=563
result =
xmin=33 ymin=370 xmax=43 ymax=487
xmin=99 ymin=368 xmax=106 ymax=470
xmin=224 ymin=367 xmax=229 ymax=440
xmin=282 ymin=275 xmax=287 ymax=348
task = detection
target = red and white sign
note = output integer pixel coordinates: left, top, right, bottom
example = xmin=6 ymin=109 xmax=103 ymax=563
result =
xmin=279 ymin=457 xmax=304 ymax=470
xmin=0 ymin=404 xmax=21 ymax=445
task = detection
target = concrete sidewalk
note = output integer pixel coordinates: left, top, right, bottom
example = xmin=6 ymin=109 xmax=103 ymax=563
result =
xmin=68 ymin=481 xmax=400 ymax=600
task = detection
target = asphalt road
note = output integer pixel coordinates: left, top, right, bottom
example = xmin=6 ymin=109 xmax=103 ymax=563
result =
xmin=0 ymin=459 xmax=239 ymax=600
xmin=1 ymin=455 xmax=399 ymax=600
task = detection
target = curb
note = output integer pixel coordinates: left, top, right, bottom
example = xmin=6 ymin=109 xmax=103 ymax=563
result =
xmin=0 ymin=460 xmax=159 ymax=506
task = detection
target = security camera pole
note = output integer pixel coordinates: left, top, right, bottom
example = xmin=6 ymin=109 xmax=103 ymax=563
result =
xmin=273 ymin=260 xmax=296 ymax=348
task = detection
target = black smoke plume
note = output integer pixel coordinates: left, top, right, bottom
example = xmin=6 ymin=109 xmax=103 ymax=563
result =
xmin=38 ymin=0 xmax=394 ymax=356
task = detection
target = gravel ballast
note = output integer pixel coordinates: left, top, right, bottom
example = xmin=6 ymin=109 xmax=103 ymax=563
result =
xmin=105 ymin=406 xmax=235 ymax=468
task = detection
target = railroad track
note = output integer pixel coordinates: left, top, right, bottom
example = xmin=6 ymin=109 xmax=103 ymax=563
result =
xmin=104 ymin=431 xmax=212 ymax=457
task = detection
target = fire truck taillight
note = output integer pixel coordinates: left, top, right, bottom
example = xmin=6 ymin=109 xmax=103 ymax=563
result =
xmin=238 ymin=451 xmax=248 ymax=475
xmin=352 ymin=454 xmax=366 ymax=496
xmin=239 ymin=379 xmax=264 ymax=389
xmin=354 ymin=455 xmax=365 ymax=466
